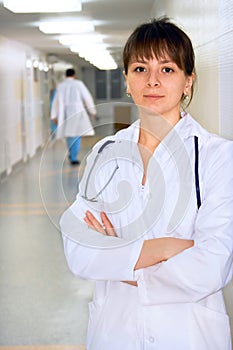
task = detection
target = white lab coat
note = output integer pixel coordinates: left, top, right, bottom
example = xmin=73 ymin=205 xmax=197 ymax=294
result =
xmin=51 ymin=77 xmax=96 ymax=139
xmin=60 ymin=113 xmax=233 ymax=350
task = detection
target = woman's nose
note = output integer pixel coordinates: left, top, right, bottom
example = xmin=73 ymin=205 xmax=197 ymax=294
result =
xmin=146 ymin=72 xmax=160 ymax=87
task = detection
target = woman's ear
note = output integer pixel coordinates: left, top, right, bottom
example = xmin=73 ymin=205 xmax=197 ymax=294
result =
xmin=184 ymin=72 xmax=195 ymax=95
xmin=123 ymin=71 xmax=131 ymax=95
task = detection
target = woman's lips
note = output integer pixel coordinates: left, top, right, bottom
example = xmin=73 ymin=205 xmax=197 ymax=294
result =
xmin=144 ymin=94 xmax=164 ymax=100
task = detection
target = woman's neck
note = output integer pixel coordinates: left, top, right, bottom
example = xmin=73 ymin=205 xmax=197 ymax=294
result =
xmin=138 ymin=111 xmax=181 ymax=151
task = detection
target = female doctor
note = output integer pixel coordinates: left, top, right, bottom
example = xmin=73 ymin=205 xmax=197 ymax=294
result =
xmin=60 ymin=17 xmax=233 ymax=350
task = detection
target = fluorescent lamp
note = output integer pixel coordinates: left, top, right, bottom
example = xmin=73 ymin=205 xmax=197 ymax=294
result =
xmin=3 ymin=0 xmax=82 ymax=13
xmin=70 ymin=43 xmax=107 ymax=53
xmin=33 ymin=60 xmax=39 ymax=68
xmin=53 ymin=61 xmax=75 ymax=72
xmin=90 ymin=55 xmax=118 ymax=70
xmin=70 ymin=45 xmax=117 ymax=70
xmin=39 ymin=21 xmax=94 ymax=34
xmin=59 ymin=34 xmax=103 ymax=46
xmin=38 ymin=62 xmax=44 ymax=71
xmin=26 ymin=59 xmax=32 ymax=69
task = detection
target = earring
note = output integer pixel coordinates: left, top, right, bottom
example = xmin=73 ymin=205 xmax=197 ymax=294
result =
xmin=126 ymin=92 xmax=131 ymax=97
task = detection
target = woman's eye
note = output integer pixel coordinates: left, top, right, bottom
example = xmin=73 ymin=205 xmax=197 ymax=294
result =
xmin=134 ymin=66 xmax=146 ymax=72
xmin=162 ymin=67 xmax=174 ymax=73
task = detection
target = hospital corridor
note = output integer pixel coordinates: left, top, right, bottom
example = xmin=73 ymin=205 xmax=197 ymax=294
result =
xmin=1 ymin=0 xmax=233 ymax=349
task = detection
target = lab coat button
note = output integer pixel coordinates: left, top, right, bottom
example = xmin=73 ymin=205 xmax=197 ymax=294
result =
xmin=149 ymin=336 xmax=155 ymax=343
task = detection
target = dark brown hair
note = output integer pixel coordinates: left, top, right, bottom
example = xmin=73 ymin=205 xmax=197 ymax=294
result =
xmin=66 ymin=68 xmax=75 ymax=77
xmin=123 ymin=17 xmax=195 ymax=103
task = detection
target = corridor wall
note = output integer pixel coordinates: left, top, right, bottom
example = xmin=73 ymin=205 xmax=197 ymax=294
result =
xmin=0 ymin=36 xmax=49 ymax=176
xmin=152 ymin=0 xmax=233 ymax=140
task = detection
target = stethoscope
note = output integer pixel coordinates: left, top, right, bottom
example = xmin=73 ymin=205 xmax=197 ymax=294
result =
xmin=82 ymin=140 xmax=119 ymax=202
xmin=82 ymin=136 xmax=201 ymax=209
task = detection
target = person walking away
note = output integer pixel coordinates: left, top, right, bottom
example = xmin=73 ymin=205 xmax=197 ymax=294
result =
xmin=51 ymin=68 xmax=96 ymax=165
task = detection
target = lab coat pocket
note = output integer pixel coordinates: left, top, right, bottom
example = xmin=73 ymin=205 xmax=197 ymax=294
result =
xmin=189 ymin=303 xmax=231 ymax=350
xmin=86 ymin=297 xmax=106 ymax=349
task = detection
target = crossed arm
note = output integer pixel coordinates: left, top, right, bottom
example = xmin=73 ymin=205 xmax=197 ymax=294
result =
xmin=84 ymin=210 xmax=194 ymax=272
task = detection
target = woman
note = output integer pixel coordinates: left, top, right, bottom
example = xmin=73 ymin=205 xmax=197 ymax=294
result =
xmin=60 ymin=17 xmax=233 ymax=349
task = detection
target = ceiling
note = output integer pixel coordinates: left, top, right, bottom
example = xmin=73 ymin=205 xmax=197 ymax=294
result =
xmin=0 ymin=0 xmax=156 ymax=69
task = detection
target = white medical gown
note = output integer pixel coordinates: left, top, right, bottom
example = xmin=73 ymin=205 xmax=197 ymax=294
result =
xmin=60 ymin=114 xmax=233 ymax=350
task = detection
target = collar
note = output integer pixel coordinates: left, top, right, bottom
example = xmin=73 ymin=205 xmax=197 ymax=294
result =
xmin=118 ymin=112 xmax=207 ymax=142
xmin=114 ymin=113 xmax=210 ymax=162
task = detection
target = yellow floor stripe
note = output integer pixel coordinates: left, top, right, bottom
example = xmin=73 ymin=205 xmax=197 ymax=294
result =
xmin=0 ymin=202 xmax=70 ymax=215
xmin=0 ymin=203 xmax=68 ymax=208
xmin=0 ymin=210 xmax=63 ymax=216
xmin=39 ymin=167 xmax=83 ymax=176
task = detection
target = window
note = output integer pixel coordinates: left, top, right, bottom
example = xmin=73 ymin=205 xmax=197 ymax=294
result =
xmin=95 ymin=68 xmax=123 ymax=100
xmin=95 ymin=70 xmax=107 ymax=99
xmin=110 ymin=68 xmax=122 ymax=99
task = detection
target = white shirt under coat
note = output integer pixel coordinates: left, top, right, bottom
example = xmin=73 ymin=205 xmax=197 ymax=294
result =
xmin=60 ymin=113 xmax=233 ymax=350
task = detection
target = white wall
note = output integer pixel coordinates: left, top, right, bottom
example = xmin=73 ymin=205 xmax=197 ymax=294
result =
xmin=151 ymin=0 xmax=219 ymax=133
xmin=0 ymin=36 xmax=50 ymax=175
xmin=218 ymin=0 xmax=233 ymax=139
xmin=152 ymin=0 xmax=233 ymax=139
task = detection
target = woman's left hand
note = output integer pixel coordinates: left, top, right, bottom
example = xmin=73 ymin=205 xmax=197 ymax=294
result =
xmin=84 ymin=210 xmax=117 ymax=237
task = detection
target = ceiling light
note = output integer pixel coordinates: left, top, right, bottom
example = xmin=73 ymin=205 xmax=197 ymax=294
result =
xmin=59 ymin=34 xmax=103 ymax=46
xmin=39 ymin=21 xmax=94 ymax=34
xmin=3 ymin=0 xmax=82 ymax=13
xmin=53 ymin=61 xmax=75 ymax=72
xmin=70 ymin=43 xmax=107 ymax=53
xmin=38 ymin=62 xmax=45 ymax=71
xmin=89 ymin=55 xmax=118 ymax=70
xmin=33 ymin=60 xmax=39 ymax=68
xmin=70 ymin=45 xmax=117 ymax=70
xmin=26 ymin=59 xmax=32 ymax=69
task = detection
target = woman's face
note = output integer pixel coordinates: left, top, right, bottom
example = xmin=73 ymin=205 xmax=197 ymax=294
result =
xmin=125 ymin=54 xmax=194 ymax=123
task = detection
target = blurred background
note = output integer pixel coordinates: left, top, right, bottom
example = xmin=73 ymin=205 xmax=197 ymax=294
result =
xmin=0 ymin=0 xmax=233 ymax=349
